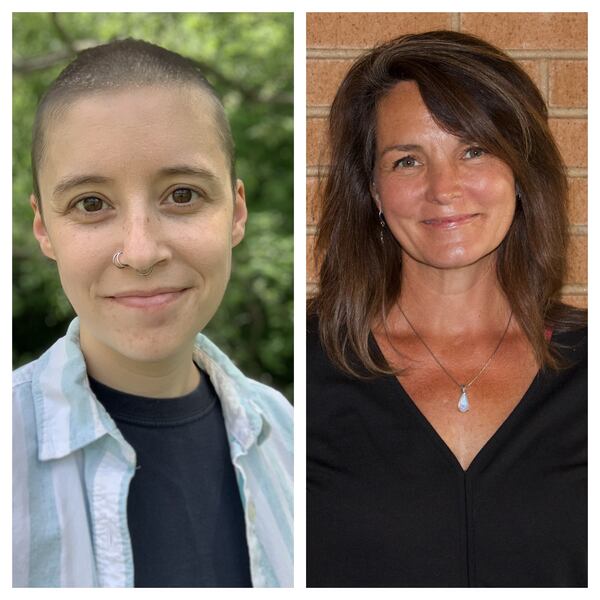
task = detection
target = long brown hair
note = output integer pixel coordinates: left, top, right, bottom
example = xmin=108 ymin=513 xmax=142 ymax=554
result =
xmin=311 ymin=30 xmax=585 ymax=377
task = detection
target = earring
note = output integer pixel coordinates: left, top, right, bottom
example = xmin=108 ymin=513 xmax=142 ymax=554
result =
xmin=379 ymin=210 xmax=386 ymax=244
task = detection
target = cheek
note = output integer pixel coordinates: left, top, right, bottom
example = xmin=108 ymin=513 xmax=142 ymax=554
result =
xmin=468 ymin=162 xmax=515 ymax=201
xmin=53 ymin=256 xmax=101 ymax=312
xmin=478 ymin=179 xmax=516 ymax=227
xmin=176 ymin=223 xmax=232 ymax=270
xmin=379 ymin=179 xmax=421 ymax=217
xmin=471 ymin=175 xmax=512 ymax=202
xmin=49 ymin=233 xmax=106 ymax=291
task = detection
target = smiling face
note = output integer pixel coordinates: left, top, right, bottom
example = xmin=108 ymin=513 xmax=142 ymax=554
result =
xmin=373 ymin=80 xmax=516 ymax=272
xmin=33 ymin=85 xmax=247 ymax=367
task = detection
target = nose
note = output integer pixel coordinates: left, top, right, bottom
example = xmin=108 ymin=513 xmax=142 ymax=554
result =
xmin=119 ymin=208 xmax=171 ymax=273
xmin=426 ymin=158 xmax=462 ymax=205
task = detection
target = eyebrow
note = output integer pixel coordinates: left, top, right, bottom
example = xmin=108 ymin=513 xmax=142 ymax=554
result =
xmin=51 ymin=165 xmax=220 ymax=200
xmin=380 ymin=143 xmax=424 ymax=156
xmin=155 ymin=165 xmax=220 ymax=182
xmin=52 ymin=175 xmax=112 ymax=200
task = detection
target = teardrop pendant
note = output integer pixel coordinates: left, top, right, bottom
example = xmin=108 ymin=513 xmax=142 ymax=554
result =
xmin=457 ymin=386 xmax=469 ymax=413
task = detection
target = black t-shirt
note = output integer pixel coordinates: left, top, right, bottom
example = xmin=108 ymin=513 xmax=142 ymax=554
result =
xmin=307 ymin=318 xmax=587 ymax=587
xmin=89 ymin=369 xmax=252 ymax=588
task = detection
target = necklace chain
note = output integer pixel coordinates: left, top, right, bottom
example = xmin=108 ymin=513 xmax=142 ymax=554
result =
xmin=397 ymin=304 xmax=513 ymax=392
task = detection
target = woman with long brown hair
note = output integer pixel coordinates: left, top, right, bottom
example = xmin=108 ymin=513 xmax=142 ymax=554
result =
xmin=307 ymin=30 xmax=586 ymax=587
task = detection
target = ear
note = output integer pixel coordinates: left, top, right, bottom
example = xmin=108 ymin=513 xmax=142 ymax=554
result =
xmin=371 ymin=182 xmax=382 ymax=212
xmin=31 ymin=194 xmax=56 ymax=261
xmin=231 ymin=179 xmax=247 ymax=247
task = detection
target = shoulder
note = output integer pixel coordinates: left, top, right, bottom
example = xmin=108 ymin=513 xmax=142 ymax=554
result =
xmin=241 ymin=375 xmax=293 ymax=443
xmin=12 ymin=319 xmax=82 ymax=411
xmin=536 ymin=325 xmax=587 ymax=402
xmin=551 ymin=324 xmax=587 ymax=365
xmin=13 ymin=358 xmax=40 ymax=461
xmin=307 ymin=312 xmax=385 ymax=429
xmin=13 ymin=353 xmax=48 ymax=438
xmin=307 ymin=312 xmax=331 ymax=372
xmin=13 ymin=359 xmax=36 ymax=389
xmin=552 ymin=323 xmax=587 ymax=345
xmin=307 ymin=312 xmax=322 ymax=354
xmin=307 ymin=313 xmax=336 ymax=389
xmin=307 ymin=311 xmax=362 ymax=386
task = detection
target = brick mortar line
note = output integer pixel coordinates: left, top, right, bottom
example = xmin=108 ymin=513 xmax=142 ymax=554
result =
xmin=307 ymin=107 xmax=329 ymax=118
xmin=307 ymin=48 xmax=587 ymax=60
xmin=307 ymin=106 xmax=587 ymax=118
xmin=561 ymin=284 xmax=588 ymax=294
xmin=540 ymin=60 xmax=549 ymax=103
xmin=549 ymin=108 xmax=587 ymax=117
xmin=306 ymin=166 xmax=330 ymax=177
xmin=510 ymin=50 xmax=587 ymax=60
xmin=569 ymin=224 xmax=588 ymax=235
xmin=452 ymin=13 xmax=461 ymax=32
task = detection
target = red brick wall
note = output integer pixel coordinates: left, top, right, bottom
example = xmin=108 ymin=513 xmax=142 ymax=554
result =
xmin=306 ymin=12 xmax=588 ymax=308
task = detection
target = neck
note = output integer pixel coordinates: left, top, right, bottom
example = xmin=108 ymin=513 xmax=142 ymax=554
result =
xmin=80 ymin=329 xmax=200 ymax=398
xmin=395 ymin=254 xmax=512 ymax=337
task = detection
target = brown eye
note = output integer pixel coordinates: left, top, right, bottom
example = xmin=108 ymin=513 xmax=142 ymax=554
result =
xmin=77 ymin=196 xmax=105 ymax=212
xmin=171 ymin=188 xmax=195 ymax=204
xmin=393 ymin=155 xmax=421 ymax=169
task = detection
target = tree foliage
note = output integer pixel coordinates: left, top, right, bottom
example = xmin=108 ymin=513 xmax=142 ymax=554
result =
xmin=13 ymin=13 xmax=294 ymax=399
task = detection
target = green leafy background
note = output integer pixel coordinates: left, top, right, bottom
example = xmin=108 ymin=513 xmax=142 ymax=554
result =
xmin=13 ymin=13 xmax=293 ymax=400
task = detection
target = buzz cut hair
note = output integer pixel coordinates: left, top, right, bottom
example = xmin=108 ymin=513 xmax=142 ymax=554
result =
xmin=31 ymin=38 xmax=236 ymax=203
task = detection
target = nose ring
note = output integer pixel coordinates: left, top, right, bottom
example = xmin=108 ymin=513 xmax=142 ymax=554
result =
xmin=112 ymin=250 xmax=153 ymax=276
xmin=136 ymin=266 xmax=153 ymax=277
xmin=113 ymin=250 xmax=127 ymax=269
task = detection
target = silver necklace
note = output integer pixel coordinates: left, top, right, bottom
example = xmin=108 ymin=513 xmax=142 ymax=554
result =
xmin=397 ymin=305 xmax=513 ymax=413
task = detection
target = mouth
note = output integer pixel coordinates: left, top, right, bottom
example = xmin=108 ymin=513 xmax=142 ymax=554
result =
xmin=421 ymin=213 xmax=480 ymax=229
xmin=107 ymin=287 xmax=190 ymax=309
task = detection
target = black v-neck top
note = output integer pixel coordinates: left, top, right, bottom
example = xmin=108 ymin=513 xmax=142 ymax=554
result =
xmin=307 ymin=318 xmax=587 ymax=587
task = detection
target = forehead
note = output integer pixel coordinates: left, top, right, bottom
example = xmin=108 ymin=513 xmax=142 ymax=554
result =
xmin=40 ymin=85 xmax=228 ymax=187
xmin=376 ymin=80 xmax=438 ymax=140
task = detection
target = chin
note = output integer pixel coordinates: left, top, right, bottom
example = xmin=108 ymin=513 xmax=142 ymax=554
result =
xmin=99 ymin=324 xmax=197 ymax=363
xmin=411 ymin=245 xmax=497 ymax=270
xmin=115 ymin=338 xmax=191 ymax=363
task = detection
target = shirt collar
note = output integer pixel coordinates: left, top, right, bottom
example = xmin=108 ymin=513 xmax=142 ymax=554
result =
xmin=191 ymin=334 xmax=266 ymax=455
xmin=31 ymin=318 xmax=266 ymax=461
xmin=32 ymin=319 xmax=121 ymax=461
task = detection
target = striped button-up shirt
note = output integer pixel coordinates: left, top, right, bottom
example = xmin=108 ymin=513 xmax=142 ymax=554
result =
xmin=13 ymin=318 xmax=293 ymax=587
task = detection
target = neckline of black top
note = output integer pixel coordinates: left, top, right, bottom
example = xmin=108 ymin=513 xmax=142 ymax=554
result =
xmin=377 ymin=361 xmax=541 ymax=477
xmin=367 ymin=327 xmax=581 ymax=477
xmin=88 ymin=367 xmax=216 ymax=427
